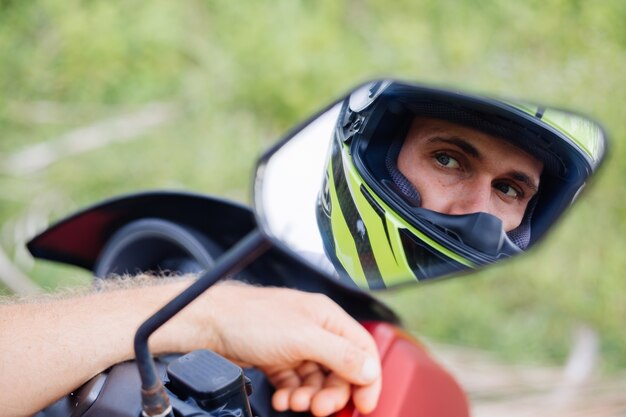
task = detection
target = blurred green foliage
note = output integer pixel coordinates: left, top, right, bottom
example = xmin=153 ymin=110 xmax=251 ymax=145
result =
xmin=0 ymin=0 xmax=624 ymax=371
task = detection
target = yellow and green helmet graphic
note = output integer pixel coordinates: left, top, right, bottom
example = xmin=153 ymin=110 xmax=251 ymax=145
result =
xmin=317 ymin=137 xmax=473 ymax=289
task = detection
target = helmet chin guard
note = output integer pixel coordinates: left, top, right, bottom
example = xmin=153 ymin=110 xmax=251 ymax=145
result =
xmin=407 ymin=209 xmax=521 ymax=258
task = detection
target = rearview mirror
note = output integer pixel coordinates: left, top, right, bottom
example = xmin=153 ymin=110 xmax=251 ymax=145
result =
xmin=254 ymin=80 xmax=607 ymax=290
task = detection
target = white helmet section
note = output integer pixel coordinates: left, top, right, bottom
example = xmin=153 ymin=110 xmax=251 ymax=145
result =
xmin=256 ymin=103 xmax=341 ymax=269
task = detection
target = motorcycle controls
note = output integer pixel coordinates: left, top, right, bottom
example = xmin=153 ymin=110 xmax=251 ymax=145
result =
xmin=167 ymin=350 xmax=254 ymax=417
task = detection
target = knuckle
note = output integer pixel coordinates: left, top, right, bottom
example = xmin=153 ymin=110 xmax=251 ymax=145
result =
xmin=312 ymin=292 xmax=331 ymax=304
xmin=315 ymin=294 xmax=339 ymax=312
xmin=339 ymin=344 xmax=362 ymax=372
xmin=303 ymin=292 xmax=333 ymax=311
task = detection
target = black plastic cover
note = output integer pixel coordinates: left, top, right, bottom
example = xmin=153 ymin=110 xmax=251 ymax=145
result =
xmin=168 ymin=350 xmax=244 ymax=400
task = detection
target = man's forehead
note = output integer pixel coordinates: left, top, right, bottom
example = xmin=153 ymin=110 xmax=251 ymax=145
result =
xmin=409 ymin=116 xmax=501 ymax=137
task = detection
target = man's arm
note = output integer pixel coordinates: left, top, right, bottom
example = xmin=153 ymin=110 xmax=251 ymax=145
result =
xmin=0 ymin=278 xmax=381 ymax=417
xmin=0 ymin=278 xmax=200 ymax=416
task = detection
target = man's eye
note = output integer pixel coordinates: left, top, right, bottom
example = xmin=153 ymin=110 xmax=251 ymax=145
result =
xmin=435 ymin=153 xmax=460 ymax=169
xmin=494 ymin=183 xmax=521 ymax=198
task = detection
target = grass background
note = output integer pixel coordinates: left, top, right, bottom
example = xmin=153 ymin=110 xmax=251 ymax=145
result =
xmin=0 ymin=1 xmax=624 ymax=372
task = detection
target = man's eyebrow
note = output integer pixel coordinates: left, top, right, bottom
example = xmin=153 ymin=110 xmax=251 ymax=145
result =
xmin=511 ymin=171 xmax=539 ymax=193
xmin=426 ymin=136 xmax=482 ymax=159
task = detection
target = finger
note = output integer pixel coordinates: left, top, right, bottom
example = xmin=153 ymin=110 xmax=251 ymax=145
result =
xmin=310 ymin=373 xmax=351 ymax=417
xmin=289 ymin=364 xmax=326 ymax=412
xmin=272 ymin=387 xmax=292 ymax=412
xmin=319 ymin=304 xmax=380 ymax=355
xmin=269 ymin=369 xmax=301 ymax=411
xmin=267 ymin=368 xmax=301 ymax=389
xmin=352 ymin=372 xmax=382 ymax=414
xmin=296 ymin=361 xmax=324 ymax=379
xmin=289 ymin=386 xmax=317 ymax=412
xmin=305 ymin=329 xmax=381 ymax=386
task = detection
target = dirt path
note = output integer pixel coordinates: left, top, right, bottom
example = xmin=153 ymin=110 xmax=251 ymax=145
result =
xmin=428 ymin=342 xmax=626 ymax=417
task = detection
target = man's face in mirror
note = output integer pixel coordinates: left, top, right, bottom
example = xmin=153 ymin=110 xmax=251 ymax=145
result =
xmin=397 ymin=117 xmax=544 ymax=232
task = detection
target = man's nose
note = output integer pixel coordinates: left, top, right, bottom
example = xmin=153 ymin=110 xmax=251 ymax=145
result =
xmin=446 ymin=184 xmax=492 ymax=216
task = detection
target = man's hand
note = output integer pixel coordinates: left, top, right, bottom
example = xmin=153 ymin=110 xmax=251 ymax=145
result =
xmin=201 ymin=284 xmax=382 ymax=416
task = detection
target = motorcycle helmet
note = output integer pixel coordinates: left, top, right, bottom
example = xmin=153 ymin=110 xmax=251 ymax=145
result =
xmin=316 ymin=80 xmax=606 ymax=289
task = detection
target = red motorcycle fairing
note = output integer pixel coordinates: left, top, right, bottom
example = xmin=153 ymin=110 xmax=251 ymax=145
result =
xmin=27 ymin=190 xmax=256 ymax=271
xmin=335 ymin=322 xmax=469 ymax=417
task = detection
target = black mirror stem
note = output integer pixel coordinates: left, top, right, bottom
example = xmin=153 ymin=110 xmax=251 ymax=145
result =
xmin=133 ymin=229 xmax=271 ymax=417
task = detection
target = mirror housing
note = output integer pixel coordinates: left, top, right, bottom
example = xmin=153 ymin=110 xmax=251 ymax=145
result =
xmin=254 ymin=80 xmax=608 ymax=290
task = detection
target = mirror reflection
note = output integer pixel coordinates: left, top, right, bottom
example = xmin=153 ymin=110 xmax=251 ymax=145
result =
xmin=255 ymin=80 xmax=607 ymax=290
